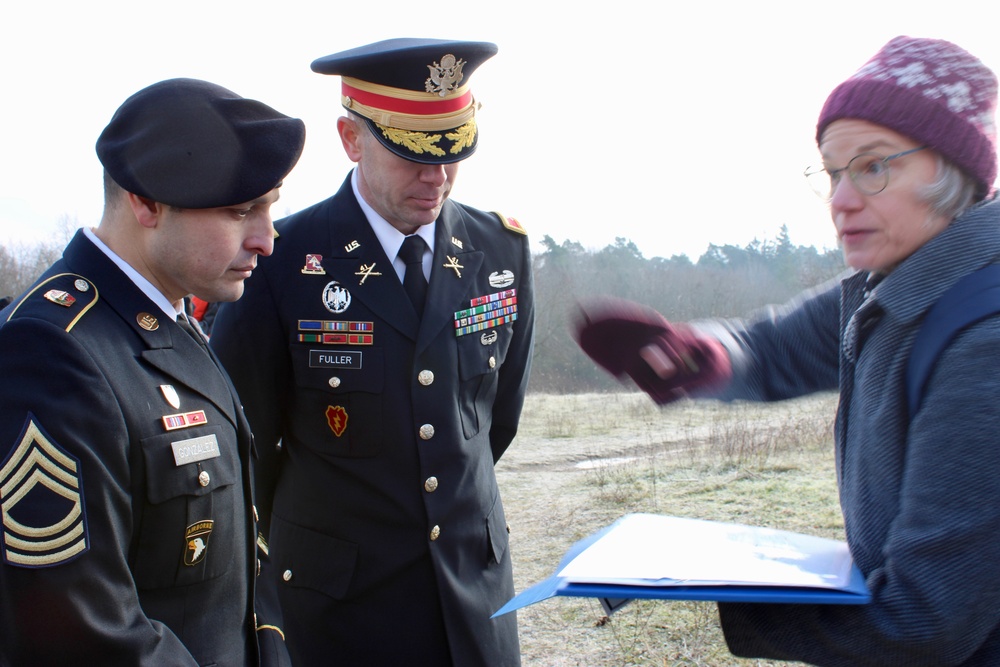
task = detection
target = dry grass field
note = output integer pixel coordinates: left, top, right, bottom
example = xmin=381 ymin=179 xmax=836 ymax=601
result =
xmin=497 ymin=391 xmax=843 ymax=666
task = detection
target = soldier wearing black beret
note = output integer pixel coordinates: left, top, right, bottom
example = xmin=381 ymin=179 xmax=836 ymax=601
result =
xmin=0 ymin=78 xmax=305 ymax=665
xmin=211 ymin=39 xmax=534 ymax=666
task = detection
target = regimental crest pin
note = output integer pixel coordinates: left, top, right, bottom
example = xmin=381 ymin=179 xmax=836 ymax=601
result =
xmin=322 ymin=281 xmax=352 ymax=314
xmin=43 ymin=290 xmax=75 ymax=307
xmin=184 ymin=520 xmax=214 ymax=566
xmin=302 ymin=254 xmax=326 ymax=275
xmin=159 ymin=384 xmax=180 ymax=410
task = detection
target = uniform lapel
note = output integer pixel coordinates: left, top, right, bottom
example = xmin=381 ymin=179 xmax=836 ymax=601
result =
xmin=319 ymin=201 xmax=421 ymax=341
xmin=62 ymin=233 xmax=240 ymax=428
xmin=417 ymin=203 xmax=483 ymax=354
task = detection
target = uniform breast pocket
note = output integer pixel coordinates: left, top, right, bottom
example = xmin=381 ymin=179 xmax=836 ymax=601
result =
xmin=132 ymin=425 xmax=239 ymax=590
xmin=289 ymin=345 xmax=385 ymax=458
xmin=456 ymin=323 xmax=514 ymax=438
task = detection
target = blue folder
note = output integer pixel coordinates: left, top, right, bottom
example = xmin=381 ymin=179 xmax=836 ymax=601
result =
xmin=494 ymin=514 xmax=871 ymax=618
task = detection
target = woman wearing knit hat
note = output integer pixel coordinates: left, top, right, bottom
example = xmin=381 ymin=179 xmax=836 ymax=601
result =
xmin=574 ymin=36 xmax=1000 ymax=665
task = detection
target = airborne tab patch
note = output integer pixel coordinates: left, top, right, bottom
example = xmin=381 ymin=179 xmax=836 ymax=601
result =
xmin=0 ymin=415 xmax=89 ymax=568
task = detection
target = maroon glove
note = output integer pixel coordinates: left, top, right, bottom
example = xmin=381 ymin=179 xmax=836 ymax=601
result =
xmin=573 ymin=298 xmax=731 ymax=405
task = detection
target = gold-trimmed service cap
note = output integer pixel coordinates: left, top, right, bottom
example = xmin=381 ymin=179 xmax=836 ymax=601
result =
xmin=311 ymin=38 xmax=498 ymax=164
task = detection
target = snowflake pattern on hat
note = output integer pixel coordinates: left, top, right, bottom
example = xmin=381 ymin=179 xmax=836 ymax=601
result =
xmin=853 ymin=37 xmax=997 ymax=141
xmin=818 ymin=36 xmax=999 ymax=197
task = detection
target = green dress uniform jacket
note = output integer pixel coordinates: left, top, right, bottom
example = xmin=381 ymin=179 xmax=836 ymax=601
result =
xmin=0 ymin=231 xmax=278 ymax=666
xmin=211 ymin=174 xmax=535 ymax=666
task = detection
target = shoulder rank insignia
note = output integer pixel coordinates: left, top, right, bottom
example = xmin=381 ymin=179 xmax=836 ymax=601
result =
xmin=0 ymin=415 xmax=89 ymax=568
xmin=494 ymin=212 xmax=527 ymax=236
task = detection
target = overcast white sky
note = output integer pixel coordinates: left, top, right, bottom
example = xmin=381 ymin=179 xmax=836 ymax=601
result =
xmin=3 ymin=1 xmax=999 ymax=261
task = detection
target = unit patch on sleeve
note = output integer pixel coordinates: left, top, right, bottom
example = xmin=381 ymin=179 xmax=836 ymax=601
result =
xmin=0 ymin=415 xmax=89 ymax=568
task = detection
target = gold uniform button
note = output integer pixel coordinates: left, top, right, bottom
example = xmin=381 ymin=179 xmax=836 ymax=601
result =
xmin=430 ymin=525 xmax=441 ymax=541
xmin=419 ymin=424 xmax=435 ymax=440
xmin=418 ymin=370 xmax=434 ymax=386
xmin=488 ymin=356 xmax=496 ymax=369
xmin=282 ymin=569 xmax=293 ymax=582
xmin=424 ymin=476 xmax=439 ymax=493
xmin=198 ymin=471 xmax=210 ymax=487
xmin=328 ymin=376 xmax=341 ymax=388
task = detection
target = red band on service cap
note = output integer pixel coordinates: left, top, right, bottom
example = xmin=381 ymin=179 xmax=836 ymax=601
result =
xmin=342 ymin=81 xmax=473 ymax=117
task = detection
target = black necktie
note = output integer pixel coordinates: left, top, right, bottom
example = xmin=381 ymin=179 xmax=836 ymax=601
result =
xmin=399 ymin=235 xmax=428 ymax=317
xmin=177 ymin=315 xmax=210 ymax=350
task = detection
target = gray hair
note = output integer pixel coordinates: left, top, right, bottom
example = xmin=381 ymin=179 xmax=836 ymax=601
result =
xmin=921 ymin=156 xmax=980 ymax=221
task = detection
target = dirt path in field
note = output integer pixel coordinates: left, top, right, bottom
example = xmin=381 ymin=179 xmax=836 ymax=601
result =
xmin=496 ymin=392 xmax=837 ymax=666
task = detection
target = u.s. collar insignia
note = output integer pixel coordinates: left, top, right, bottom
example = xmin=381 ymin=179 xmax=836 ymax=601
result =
xmin=451 ymin=236 xmax=464 ymax=249
xmin=0 ymin=416 xmax=89 ymax=568
xmin=302 ymin=254 xmax=326 ymax=275
xmin=184 ymin=520 xmax=213 ymax=566
xmin=136 ymin=313 xmax=159 ymax=331
xmin=489 ymin=270 xmax=515 ymax=288
xmin=426 ymin=54 xmax=466 ymax=97
xmin=345 ymin=240 xmax=361 ymax=253
xmin=322 ymin=281 xmax=351 ymax=314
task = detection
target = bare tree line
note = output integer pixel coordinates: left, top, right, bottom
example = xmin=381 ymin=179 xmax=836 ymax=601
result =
xmin=529 ymin=226 xmax=845 ymax=393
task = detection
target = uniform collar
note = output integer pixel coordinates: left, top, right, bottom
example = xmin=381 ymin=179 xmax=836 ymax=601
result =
xmin=350 ymin=167 xmax=437 ymax=281
xmin=83 ymin=226 xmax=180 ymax=320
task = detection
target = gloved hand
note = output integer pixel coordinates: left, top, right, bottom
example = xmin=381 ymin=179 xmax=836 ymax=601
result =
xmin=573 ymin=298 xmax=731 ymax=405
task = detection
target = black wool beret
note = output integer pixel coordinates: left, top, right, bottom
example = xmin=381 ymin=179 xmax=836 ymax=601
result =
xmin=96 ymin=78 xmax=306 ymax=208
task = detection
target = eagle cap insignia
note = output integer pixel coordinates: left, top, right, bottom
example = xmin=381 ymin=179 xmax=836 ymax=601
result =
xmin=426 ymin=54 xmax=466 ymax=97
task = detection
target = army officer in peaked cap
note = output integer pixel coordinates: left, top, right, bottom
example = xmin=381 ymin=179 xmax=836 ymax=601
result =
xmin=211 ymin=38 xmax=535 ymax=666
xmin=0 ymin=78 xmax=305 ymax=666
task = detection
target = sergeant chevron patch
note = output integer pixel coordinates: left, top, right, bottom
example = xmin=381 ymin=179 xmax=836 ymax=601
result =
xmin=0 ymin=415 xmax=89 ymax=568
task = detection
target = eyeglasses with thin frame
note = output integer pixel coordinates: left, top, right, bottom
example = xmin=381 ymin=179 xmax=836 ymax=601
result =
xmin=804 ymin=146 xmax=928 ymax=200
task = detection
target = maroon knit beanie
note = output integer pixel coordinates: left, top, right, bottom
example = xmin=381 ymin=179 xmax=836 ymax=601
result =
xmin=817 ymin=36 xmax=998 ymax=198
